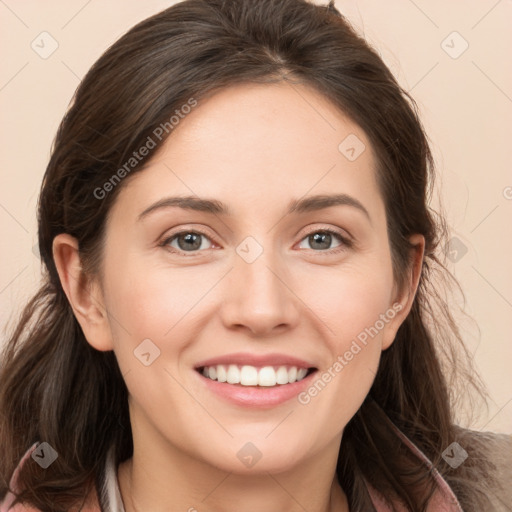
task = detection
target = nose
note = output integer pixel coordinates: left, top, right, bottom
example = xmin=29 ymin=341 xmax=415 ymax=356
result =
xmin=219 ymin=245 xmax=301 ymax=337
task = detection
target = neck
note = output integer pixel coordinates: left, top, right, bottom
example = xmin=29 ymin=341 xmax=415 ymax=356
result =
xmin=117 ymin=441 xmax=349 ymax=512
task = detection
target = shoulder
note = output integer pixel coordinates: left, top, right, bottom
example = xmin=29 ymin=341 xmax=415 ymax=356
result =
xmin=0 ymin=502 xmax=40 ymax=512
xmin=0 ymin=488 xmax=41 ymax=512
xmin=0 ymin=442 xmax=101 ymax=512
xmin=454 ymin=426 xmax=512 ymax=509
xmin=1 ymin=488 xmax=101 ymax=512
xmin=455 ymin=426 xmax=512 ymax=470
xmin=0 ymin=443 xmax=39 ymax=512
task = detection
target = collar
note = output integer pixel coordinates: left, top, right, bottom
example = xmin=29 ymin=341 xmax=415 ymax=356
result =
xmin=363 ymin=421 xmax=464 ymax=511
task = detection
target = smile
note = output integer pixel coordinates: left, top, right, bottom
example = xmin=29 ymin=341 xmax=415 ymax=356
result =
xmin=198 ymin=364 xmax=314 ymax=387
xmin=193 ymin=352 xmax=319 ymax=407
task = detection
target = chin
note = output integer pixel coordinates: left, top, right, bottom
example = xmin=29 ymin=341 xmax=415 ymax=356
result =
xmin=195 ymin=436 xmax=314 ymax=475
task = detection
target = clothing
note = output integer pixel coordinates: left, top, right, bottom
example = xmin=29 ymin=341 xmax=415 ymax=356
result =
xmin=1 ymin=426 xmax=510 ymax=511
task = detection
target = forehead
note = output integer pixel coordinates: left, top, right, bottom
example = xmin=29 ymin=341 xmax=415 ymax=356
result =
xmin=111 ymin=81 xmax=382 ymax=222
xmin=165 ymin=81 xmax=372 ymax=168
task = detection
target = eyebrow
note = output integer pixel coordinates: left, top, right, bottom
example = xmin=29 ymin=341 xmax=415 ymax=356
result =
xmin=137 ymin=193 xmax=371 ymax=222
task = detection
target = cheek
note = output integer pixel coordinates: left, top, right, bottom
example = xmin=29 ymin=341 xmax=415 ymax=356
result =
xmin=331 ymin=284 xmax=394 ymax=355
xmin=297 ymin=283 xmax=390 ymax=440
xmin=300 ymin=262 xmax=395 ymax=347
xmin=103 ymin=257 xmax=212 ymax=343
xmin=297 ymin=264 xmax=394 ymax=402
xmin=101 ymin=264 xmax=208 ymax=425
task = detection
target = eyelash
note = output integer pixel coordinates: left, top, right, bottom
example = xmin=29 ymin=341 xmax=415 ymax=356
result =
xmin=159 ymin=227 xmax=352 ymax=257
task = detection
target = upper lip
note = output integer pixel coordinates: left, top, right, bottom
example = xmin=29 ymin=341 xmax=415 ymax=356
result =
xmin=195 ymin=352 xmax=317 ymax=370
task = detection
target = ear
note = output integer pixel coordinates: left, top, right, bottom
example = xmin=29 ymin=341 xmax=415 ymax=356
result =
xmin=52 ymin=233 xmax=114 ymax=351
xmin=381 ymin=234 xmax=425 ymax=350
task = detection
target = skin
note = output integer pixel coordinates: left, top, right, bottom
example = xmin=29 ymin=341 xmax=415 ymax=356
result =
xmin=53 ymin=81 xmax=424 ymax=512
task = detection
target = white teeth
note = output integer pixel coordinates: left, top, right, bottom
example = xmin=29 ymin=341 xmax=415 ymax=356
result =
xmin=297 ymin=368 xmax=308 ymax=380
xmin=226 ymin=364 xmax=240 ymax=384
xmin=216 ymin=365 xmax=227 ymax=382
xmin=240 ymin=365 xmax=258 ymax=385
xmin=200 ymin=364 xmax=311 ymax=386
xmin=258 ymin=366 xmax=277 ymax=386
xmin=276 ymin=366 xmax=289 ymax=384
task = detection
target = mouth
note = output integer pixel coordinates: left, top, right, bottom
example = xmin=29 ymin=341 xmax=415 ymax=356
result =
xmin=193 ymin=353 xmax=319 ymax=407
xmin=195 ymin=364 xmax=318 ymax=387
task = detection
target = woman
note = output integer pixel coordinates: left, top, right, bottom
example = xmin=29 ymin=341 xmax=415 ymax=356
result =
xmin=0 ymin=0 xmax=510 ymax=510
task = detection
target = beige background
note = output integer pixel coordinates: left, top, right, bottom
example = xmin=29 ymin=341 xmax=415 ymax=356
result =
xmin=0 ymin=0 xmax=511 ymax=433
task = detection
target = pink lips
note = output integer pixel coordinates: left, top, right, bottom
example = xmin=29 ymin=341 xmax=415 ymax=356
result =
xmin=194 ymin=352 xmax=318 ymax=408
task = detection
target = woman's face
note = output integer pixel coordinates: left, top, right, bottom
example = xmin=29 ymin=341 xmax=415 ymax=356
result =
xmin=82 ymin=82 xmax=420 ymax=474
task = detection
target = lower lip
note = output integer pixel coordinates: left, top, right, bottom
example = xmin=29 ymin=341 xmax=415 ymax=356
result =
xmin=195 ymin=370 xmax=317 ymax=408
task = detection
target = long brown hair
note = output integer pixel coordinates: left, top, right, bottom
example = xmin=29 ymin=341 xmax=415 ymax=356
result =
xmin=0 ymin=1 xmax=495 ymax=510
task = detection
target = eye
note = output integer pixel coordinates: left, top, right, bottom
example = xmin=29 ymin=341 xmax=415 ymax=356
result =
xmin=297 ymin=228 xmax=351 ymax=254
xmin=160 ymin=227 xmax=352 ymax=257
xmin=160 ymin=230 xmax=214 ymax=255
